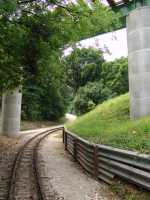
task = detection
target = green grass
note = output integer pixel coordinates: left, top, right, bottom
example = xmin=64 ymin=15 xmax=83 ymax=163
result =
xmin=111 ymin=179 xmax=150 ymax=200
xmin=66 ymin=94 xmax=150 ymax=153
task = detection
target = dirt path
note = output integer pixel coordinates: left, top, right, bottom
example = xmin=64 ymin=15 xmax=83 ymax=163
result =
xmin=41 ymin=132 xmax=120 ymax=200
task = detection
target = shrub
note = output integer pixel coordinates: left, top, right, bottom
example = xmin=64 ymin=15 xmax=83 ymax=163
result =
xmin=73 ymin=81 xmax=114 ymax=115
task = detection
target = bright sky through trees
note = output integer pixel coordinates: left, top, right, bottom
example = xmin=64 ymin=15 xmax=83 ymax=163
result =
xmin=64 ymin=28 xmax=127 ymax=61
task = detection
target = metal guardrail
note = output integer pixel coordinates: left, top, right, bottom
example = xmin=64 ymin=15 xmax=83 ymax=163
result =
xmin=63 ymin=129 xmax=150 ymax=190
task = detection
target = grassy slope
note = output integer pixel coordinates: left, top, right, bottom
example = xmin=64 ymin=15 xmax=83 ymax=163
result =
xmin=67 ymin=94 xmax=150 ymax=153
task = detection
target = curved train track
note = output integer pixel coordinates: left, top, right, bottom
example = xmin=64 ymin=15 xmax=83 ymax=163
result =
xmin=7 ymin=126 xmax=63 ymax=200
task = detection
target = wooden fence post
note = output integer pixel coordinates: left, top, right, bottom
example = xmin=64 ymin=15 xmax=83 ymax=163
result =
xmin=62 ymin=128 xmax=65 ymax=143
xmin=94 ymin=145 xmax=98 ymax=179
xmin=64 ymin=131 xmax=68 ymax=150
xmin=73 ymin=139 xmax=77 ymax=161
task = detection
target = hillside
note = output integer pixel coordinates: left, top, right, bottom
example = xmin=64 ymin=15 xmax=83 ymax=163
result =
xmin=67 ymin=94 xmax=150 ymax=153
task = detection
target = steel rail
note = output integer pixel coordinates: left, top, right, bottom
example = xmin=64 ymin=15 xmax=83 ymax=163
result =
xmin=7 ymin=126 xmax=63 ymax=200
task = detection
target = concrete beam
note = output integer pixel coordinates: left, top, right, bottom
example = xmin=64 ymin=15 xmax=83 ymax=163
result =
xmin=127 ymin=6 xmax=150 ymax=118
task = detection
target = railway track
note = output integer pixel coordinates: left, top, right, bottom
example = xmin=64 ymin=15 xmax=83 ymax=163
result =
xmin=6 ymin=126 xmax=63 ymax=200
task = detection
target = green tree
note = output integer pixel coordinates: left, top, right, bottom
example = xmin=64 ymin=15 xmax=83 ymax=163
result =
xmin=63 ymin=48 xmax=105 ymax=92
xmin=102 ymin=57 xmax=128 ymax=96
xmin=73 ymin=81 xmax=113 ymax=115
xmin=0 ymin=0 xmax=121 ymax=92
xmin=68 ymin=55 xmax=128 ymax=115
xmin=0 ymin=0 xmax=122 ymax=120
xmin=22 ymin=54 xmax=68 ymax=120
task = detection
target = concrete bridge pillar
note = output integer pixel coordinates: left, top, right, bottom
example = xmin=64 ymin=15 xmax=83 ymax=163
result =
xmin=127 ymin=7 xmax=150 ymax=119
xmin=1 ymin=88 xmax=22 ymax=137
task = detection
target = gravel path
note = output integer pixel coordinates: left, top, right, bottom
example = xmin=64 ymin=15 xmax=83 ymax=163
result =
xmin=0 ymin=137 xmax=21 ymax=200
xmin=41 ymin=132 xmax=120 ymax=200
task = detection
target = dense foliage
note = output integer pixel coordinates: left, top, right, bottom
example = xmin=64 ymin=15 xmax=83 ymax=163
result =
xmin=64 ymin=48 xmax=105 ymax=92
xmin=0 ymin=0 xmax=121 ymax=120
xmin=102 ymin=57 xmax=128 ymax=96
xmin=22 ymin=61 xmax=68 ymax=120
xmin=0 ymin=0 xmax=121 ymax=91
xmin=64 ymin=48 xmax=128 ymax=115
xmin=73 ymin=81 xmax=113 ymax=115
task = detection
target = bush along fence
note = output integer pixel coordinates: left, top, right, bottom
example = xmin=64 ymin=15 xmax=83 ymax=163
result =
xmin=63 ymin=129 xmax=150 ymax=190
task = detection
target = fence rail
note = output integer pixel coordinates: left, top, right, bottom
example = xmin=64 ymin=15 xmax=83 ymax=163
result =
xmin=63 ymin=129 xmax=150 ymax=190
